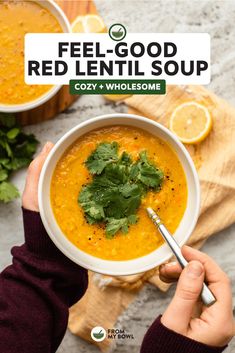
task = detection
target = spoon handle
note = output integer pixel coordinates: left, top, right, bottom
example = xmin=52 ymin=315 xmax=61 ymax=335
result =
xmin=147 ymin=207 xmax=216 ymax=307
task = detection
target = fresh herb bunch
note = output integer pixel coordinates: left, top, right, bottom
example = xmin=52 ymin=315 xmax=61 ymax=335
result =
xmin=0 ymin=113 xmax=39 ymax=203
xmin=78 ymin=142 xmax=164 ymax=238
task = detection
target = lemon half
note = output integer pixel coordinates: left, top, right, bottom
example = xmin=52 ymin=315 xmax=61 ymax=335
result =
xmin=72 ymin=14 xmax=106 ymax=33
xmin=169 ymin=101 xmax=212 ymax=144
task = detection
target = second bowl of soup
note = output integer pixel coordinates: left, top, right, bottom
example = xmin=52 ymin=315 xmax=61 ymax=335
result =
xmin=0 ymin=0 xmax=70 ymax=112
xmin=39 ymin=114 xmax=200 ymax=275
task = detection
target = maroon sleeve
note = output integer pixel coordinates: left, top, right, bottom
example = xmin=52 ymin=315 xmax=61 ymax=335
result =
xmin=140 ymin=316 xmax=227 ymax=353
xmin=0 ymin=208 xmax=88 ymax=353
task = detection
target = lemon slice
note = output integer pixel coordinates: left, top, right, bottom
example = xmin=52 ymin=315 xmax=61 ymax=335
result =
xmin=72 ymin=14 xmax=106 ymax=33
xmin=103 ymin=94 xmax=131 ymax=102
xmin=169 ymin=102 xmax=212 ymax=144
xmin=72 ymin=16 xmax=84 ymax=33
xmin=84 ymin=14 xmax=106 ymax=33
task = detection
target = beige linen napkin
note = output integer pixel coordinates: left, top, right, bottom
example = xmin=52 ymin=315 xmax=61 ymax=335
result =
xmin=69 ymin=85 xmax=235 ymax=351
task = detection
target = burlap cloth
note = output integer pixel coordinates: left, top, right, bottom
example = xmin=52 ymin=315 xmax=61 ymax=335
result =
xmin=68 ymin=85 xmax=235 ymax=351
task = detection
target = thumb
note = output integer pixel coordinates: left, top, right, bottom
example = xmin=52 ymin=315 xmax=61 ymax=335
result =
xmin=26 ymin=141 xmax=54 ymax=188
xmin=161 ymin=260 xmax=205 ymax=334
xmin=22 ymin=142 xmax=54 ymax=211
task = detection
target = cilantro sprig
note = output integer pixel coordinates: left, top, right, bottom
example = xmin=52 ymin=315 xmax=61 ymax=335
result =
xmin=78 ymin=142 xmax=164 ymax=238
xmin=0 ymin=113 xmax=39 ymax=203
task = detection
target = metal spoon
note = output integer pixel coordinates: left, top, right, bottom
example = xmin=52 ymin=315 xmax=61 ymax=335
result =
xmin=146 ymin=207 xmax=216 ymax=307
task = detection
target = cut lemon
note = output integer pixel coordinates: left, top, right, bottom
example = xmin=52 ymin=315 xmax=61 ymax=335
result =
xmin=72 ymin=14 xmax=106 ymax=33
xmin=103 ymin=94 xmax=131 ymax=102
xmin=169 ymin=102 xmax=212 ymax=144
xmin=84 ymin=14 xmax=106 ymax=33
xmin=72 ymin=16 xmax=84 ymax=33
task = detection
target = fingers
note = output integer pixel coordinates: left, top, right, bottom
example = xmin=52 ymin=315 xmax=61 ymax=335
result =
xmin=22 ymin=142 xmax=54 ymax=211
xmin=159 ymin=262 xmax=182 ymax=283
xmin=161 ymin=246 xmax=230 ymax=286
xmin=27 ymin=142 xmax=53 ymax=186
xmin=182 ymin=246 xmax=227 ymax=284
xmin=161 ymin=247 xmax=234 ymax=341
xmin=182 ymin=246 xmax=232 ymax=307
xmin=160 ymin=246 xmax=231 ymax=305
xmin=161 ymin=260 xmax=205 ymax=334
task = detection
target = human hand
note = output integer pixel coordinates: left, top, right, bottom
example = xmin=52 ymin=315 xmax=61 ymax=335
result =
xmin=159 ymin=245 xmax=235 ymax=347
xmin=22 ymin=142 xmax=54 ymax=212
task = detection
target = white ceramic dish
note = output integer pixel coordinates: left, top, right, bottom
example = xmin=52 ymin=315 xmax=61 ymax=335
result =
xmin=0 ymin=0 xmax=71 ymax=113
xmin=39 ymin=113 xmax=200 ymax=276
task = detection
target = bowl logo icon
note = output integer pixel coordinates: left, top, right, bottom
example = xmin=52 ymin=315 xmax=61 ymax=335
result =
xmin=91 ymin=326 xmax=107 ymax=342
xmin=109 ymin=24 xmax=126 ymax=41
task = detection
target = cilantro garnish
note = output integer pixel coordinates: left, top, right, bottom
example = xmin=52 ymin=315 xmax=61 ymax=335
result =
xmin=78 ymin=142 xmax=164 ymax=238
xmin=85 ymin=141 xmax=119 ymax=174
xmin=0 ymin=113 xmax=39 ymax=203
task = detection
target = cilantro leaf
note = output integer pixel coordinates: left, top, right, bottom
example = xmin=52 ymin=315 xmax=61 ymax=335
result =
xmin=85 ymin=142 xmax=118 ymax=174
xmin=120 ymin=151 xmax=132 ymax=165
xmin=106 ymin=214 xmax=138 ymax=238
xmin=128 ymin=214 xmax=138 ymax=224
xmin=78 ymin=142 xmax=164 ymax=237
xmin=78 ymin=186 xmax=105 ymax=223
xmin=0 ymin=140 xmax=12 ymax=157
xmin=0 ymin=181 xmax=20 ymax=202
xmin=0 ymin=169 xmax=8 ymax=182
xmin=0 ymin=113 xmax=16 ymax=128
xmin=0 ymin=158 xmax=10 ymax=168
xmin=106 ymin=217 xmax=129 ymax=238
xmin=9 ymin=157 xmax=31 ymax=171
xmin=130 ymin=151 xmax=164 ymax=189
xmin=14 ymin=133 xmax=38 ymax=158
xmin=7 ymin=127 xmax=20 ymax=140
xmin=0 ymin=114 xmax=39 ymax=202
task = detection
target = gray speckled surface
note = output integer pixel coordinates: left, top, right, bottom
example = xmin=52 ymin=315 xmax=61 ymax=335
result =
xmin=0 ymin=1 xmax=235 ymax=352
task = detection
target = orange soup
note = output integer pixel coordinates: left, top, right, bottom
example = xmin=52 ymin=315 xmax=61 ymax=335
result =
xmin=51 ymin=126 xmax=188 ymax=261
xmin=0 ymin=0 xmax=62 ymax=105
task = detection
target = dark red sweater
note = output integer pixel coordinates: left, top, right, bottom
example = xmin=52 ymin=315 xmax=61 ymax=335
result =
xmin=0 ymin=209 xmax=227 ymax=353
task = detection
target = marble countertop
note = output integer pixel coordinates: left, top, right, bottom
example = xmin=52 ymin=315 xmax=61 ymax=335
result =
xmin=0 ymin=1 xmax=235 ymax=352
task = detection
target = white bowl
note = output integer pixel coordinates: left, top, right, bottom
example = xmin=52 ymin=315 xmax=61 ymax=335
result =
xmin=0 ymin=0 xmax=71 ymax=113
xmin=39 ymin=113 xmax=200 ymax=276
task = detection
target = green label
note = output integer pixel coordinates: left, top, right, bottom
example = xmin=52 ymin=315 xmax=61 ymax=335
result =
xmin=69 ymin=79 xmax=166 ymax=95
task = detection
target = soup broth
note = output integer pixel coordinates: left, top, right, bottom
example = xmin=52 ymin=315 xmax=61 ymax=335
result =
xmin=0 ymin=0 xmax=62 ymax=105
xmin=51 ymin=126 xmax=188 ymax=261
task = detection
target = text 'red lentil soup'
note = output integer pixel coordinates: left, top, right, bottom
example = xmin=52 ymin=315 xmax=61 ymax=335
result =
xmin=51 ymin=126 xmax=188 ymax=261
xmin=0 ymin=0 xmax=62 ymax=105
